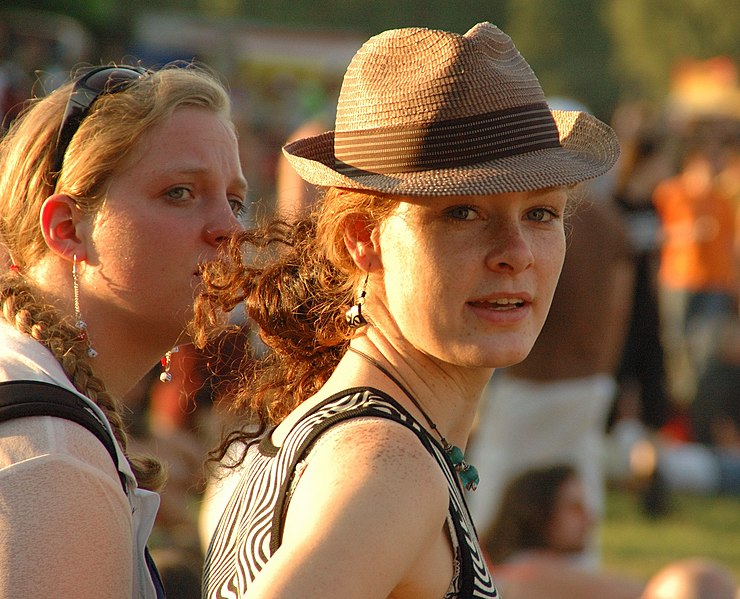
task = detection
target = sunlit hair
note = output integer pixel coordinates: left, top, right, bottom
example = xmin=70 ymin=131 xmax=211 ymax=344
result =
xmin=194 ymin=187 xmax=396 ymax=464
xmin=0 ymin=63 xmax=232 ymax=490
xmin=481 ymin=463 xmax=577 ymax=564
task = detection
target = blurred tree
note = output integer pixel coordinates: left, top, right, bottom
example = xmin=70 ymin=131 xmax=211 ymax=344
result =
xmin=3 ymin=0 xmax=738 ymax=121
xmin=605 ymin=0 xmax=740 ymax=104
xmin=3 ymin=0 xmax=134 ymax=59
xmin=194 ymin=0 xmax=508 ymax=36
xmin=7 ymin=0 xmax=114 ymax=27
xmin=502 ymin=0 xmax=618 ymax=120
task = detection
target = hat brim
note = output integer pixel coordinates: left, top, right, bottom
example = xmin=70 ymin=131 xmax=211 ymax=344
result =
xmin=283 ymin=110 xmax=620 ymax=196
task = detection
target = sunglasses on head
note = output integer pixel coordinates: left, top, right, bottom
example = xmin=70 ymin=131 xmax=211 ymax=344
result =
xmin=52 ymin=65 xmax=148 ymax=180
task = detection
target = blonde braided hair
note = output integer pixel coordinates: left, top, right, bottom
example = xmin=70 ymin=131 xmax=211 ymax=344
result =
xmin=0 ymin=270 xmax=164 ymax=489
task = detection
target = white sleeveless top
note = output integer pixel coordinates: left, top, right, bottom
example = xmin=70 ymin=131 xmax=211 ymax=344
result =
xmin=0 ymin=320 xmax=161 ymax=598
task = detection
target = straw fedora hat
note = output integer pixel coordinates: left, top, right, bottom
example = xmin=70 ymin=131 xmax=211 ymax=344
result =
xmin=283 ymin=22 xmax=620 ymax=196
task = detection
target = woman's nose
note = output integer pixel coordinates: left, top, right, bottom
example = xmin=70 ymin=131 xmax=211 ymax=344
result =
xmin=203 ymin=226 xmax=231 ymax=247
xmin=203 ymin=206 xmax=244 ymax=247
xmin=484 ymin=222 xmax=535 ymax=274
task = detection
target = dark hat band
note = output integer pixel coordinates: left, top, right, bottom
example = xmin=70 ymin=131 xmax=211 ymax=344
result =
xmin=334 ymin=102 xmax=561 ymax=175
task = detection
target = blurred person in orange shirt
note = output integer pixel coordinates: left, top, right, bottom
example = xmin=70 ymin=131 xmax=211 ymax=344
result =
xmin=652 ymin=132 xmax=738 ymax=404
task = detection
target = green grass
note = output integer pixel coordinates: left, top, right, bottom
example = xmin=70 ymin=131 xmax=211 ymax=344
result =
xmin=602 ymin=486 xmax=740 ymax=582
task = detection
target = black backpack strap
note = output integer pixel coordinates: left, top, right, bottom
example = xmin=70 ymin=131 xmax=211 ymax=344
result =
xmin=0 ymin=380 xmax=121 ymax=486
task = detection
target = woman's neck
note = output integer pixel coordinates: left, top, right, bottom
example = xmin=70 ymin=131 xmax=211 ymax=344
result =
xmin=336 ymin=333 xmax=492 ymax=450
xmin=78 ymin=315 xmax=184 ymax=399
xmin=28 ymin=267 xmax=178 ymax=400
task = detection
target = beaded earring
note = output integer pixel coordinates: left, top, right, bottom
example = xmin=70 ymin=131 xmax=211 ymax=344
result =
xmin=73 ymin=255 xmax=98 ymax=358
xmin=345 ymin=273 xmax=369 ymax=329
xmin=159 ymin=346 xmax=178 ymax=382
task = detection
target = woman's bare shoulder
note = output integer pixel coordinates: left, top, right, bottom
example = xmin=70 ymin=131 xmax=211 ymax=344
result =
xmin=308 ymin=415 xmax=447 ymax=493
xmin=251 ymin=416 xmax=452 ymax=598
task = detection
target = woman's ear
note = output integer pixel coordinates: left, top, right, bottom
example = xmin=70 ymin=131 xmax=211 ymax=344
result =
xmin=39 ymin=194 xmax=88 ymax=261
xmin=343 ymin=215 xmax=381 ymax=271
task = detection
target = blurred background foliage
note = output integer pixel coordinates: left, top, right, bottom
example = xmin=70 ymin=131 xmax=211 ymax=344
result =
xmin=4 ymin=0 xmax=739 ymax=120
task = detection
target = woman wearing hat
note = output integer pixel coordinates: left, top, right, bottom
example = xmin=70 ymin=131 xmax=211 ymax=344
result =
xmin=198 ymin=22 xmax=619 ymax=599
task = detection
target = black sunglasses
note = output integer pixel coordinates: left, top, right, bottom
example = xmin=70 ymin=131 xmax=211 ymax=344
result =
xmin=52 ymin=65 xmax=148 ymax=179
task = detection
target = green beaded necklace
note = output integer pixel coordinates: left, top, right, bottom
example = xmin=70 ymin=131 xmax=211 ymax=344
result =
xmin=347 ymin=346 xmax=480 ymax=491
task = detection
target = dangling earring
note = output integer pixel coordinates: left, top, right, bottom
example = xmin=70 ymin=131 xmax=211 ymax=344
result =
xmin=345 ymin=273 xmax=369 ymax=329
xmin=73 ymin=254 xmax=98 ymax=358
xmin=160 ymin=346 xmax=178 ymax=382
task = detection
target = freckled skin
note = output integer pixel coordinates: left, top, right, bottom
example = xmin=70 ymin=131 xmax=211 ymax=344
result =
xmin=369 ymin=189 xmax=568 ymax=369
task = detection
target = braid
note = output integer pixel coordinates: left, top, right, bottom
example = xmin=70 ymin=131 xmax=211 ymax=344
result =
xmin=0 ymin=271 xmax=164 ymax=490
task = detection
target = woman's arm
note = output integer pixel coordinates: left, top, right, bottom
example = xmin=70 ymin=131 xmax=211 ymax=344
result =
xmin=246 ymin=417 xmax=452 ymax=599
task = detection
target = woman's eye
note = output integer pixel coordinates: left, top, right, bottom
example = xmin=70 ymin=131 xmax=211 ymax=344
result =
xmin=528 ymin=207 xmax=558 ymax=223
xmin=166 ymin=186 xmax=193 ymax=202
xmin=229 ymin=197 xmax=246 ymax=216
xmin=446 ymin=206 xmax=478 ymax=221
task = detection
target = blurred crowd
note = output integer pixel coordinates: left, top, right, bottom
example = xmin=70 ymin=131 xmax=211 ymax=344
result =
xmin=2 ymin=10 xmax=738 ymax=597
xmin=606 ymin=95 xmax=740 ymax=501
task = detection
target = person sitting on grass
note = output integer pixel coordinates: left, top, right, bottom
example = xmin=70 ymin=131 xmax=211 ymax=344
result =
xmin=482 ymin=463 xmax=739 ymax=599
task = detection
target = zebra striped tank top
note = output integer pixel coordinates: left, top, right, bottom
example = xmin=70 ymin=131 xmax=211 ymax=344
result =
xmin=203 ymin=387 xmax=499 ymax=598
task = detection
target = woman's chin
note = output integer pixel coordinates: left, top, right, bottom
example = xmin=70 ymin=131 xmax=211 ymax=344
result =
xmin=445 ymin=348 xmax=532 ymax=371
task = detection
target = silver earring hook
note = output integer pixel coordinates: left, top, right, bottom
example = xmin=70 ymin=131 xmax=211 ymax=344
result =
xmin=345 ymin=271 xmax=369 ymax=329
